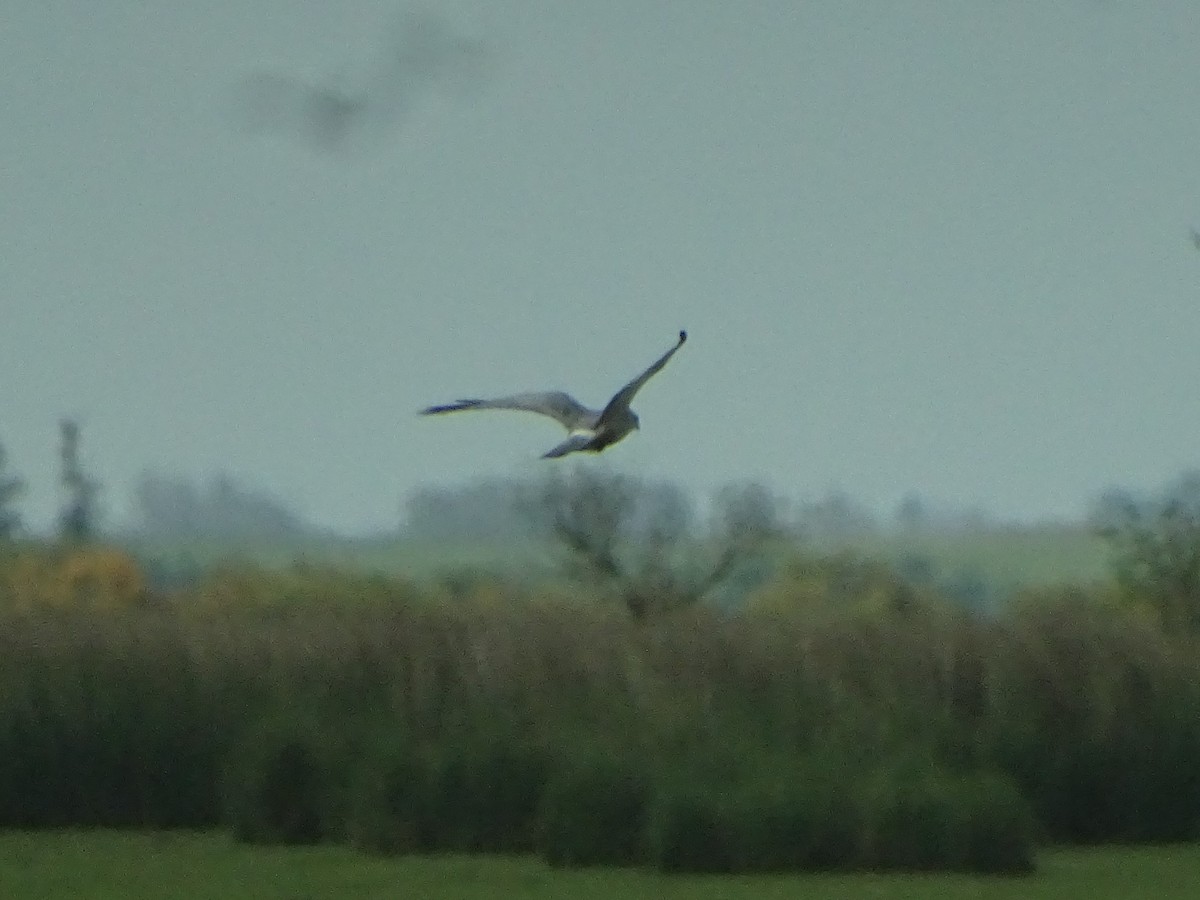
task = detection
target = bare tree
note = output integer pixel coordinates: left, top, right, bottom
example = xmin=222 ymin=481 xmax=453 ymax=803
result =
xmin=530 ymin=470 xmax=784 ymax=619
xmin=1095 ymin=472 xmax=1200 ymax=636
xmin=0 ymin=440 xmax=24 ymax=541
xmin=58 ymin=419 xmax=100 ymax=543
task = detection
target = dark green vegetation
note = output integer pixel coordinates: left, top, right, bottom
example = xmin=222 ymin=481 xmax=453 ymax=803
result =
xmin=3 ymin=471 xmax=1200 ymax=876
xmin=3 ymin=831 xmax=1200 ymax=900
xmin=2 ymin=547 xmax=1200 ymax=875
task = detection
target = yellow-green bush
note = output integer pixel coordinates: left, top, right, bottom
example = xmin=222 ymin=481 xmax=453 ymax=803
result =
xmin=0 ymin=545 xmax=146 ymax=612
xmin=745 ymin=551 xmax=939 ymax=621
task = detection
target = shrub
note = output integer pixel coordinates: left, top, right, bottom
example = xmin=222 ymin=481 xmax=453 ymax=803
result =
xmin=421 ymin=730 xmax=550 ymax=853
xmin=537 ymin=750 xmax=650 ymax=867
xmin=988 ymin=592 xmax=1200 ymax=843
xmin=855 ymin=759 xmax=1034 ymax=874
xmin=346 ymin=734 xmax=430 ymax=854
xmin=646 ymin=755 xmax=860 ymax=874
xmin=648 ymin=754 xmax=1033 ymax=875
xmin=730 ymin=769 xmax=862 ymax=872
xmin=0 ymin=608 xmax=224 ymax=828
xmin=0 ymin=546 xmax=147 ymax=612
xmin=221 ymin=713 xmax=346 ymax=845
xmin=349 ymin=726 xmax=551 ymax=855
xmin=645 ymin=782 xmax=734 ymax=873
xmin=953 ymin=770 xmax=1038 ymax=873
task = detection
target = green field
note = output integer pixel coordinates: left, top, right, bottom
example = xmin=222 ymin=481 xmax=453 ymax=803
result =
xmin=853 ymin=525 xmax=1111 ymax=597
xmin=1 ymin=831 xmax=1198 ymax=900
xmin=132 ymin=523 xmax=1112 ymax=593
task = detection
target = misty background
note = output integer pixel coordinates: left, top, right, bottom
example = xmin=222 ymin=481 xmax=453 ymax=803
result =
xmin=3 ymin=1 xmax=1199 ymax=536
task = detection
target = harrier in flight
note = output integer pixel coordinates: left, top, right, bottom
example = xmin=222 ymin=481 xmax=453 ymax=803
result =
xmin=421 ymin=330 xmax=687 ymax=458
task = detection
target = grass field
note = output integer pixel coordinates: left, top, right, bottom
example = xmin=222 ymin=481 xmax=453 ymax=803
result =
xmin=1 ymin=831 xmax=1197 ymax=900
xmin=131 ymin=523 xmax=1111 ymax=593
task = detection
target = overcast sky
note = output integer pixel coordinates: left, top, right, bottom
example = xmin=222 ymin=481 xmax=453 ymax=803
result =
xmin=3 ymin=1 xmax=1199 ymax=533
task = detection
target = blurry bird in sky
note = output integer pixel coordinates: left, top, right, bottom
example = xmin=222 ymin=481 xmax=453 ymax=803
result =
xmin=234 ymin=8 xmax=488 ymax=153
xmin=422 ymin=332 xmax=688 ymax=459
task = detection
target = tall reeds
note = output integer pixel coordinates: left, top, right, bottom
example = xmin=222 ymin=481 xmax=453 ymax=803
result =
xmin=1 ymin=552 xmax=1197 ymax=871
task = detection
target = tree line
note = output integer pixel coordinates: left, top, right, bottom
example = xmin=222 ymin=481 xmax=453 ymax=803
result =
xmin=0 ymin=420 xmax=100 ymax=543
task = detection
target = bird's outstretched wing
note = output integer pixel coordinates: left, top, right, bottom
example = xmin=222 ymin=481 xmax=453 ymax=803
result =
xmin=598 ymin=331 xmax=687 ymax=424
xmin=420 ymin=391 xmax=599 ymax=431
xmin=541 ymin=431 xmax=597 ymax=459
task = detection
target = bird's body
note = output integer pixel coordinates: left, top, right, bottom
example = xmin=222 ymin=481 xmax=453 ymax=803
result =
xmin=422 ymin=331 xmax=687 ymax=458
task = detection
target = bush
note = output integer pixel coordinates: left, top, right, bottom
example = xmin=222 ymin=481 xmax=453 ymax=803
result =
xmin=537 ymin=750 xmax=650 ymax=867
xmin=221 ymin=713 xmax=345 ymax=845
xmin=0 ymin=609 xmax=224 ymax=828
xmin=647 ymin=754 xmax=1033 ymax=875
xmin=988 ymin=593 xmax=1200 ymax=843
xmin=732 ymin=771 xmax=862 ymax=871
xmin=346 ymin=734 xmax=430 ymax=854
xmin=0 ymin=546 xmax=147 ymax=612
xmin=645 ymin=782 xmax=734 ymax=873
xmin=953 ymin=771 xmax=1038 ymax=874
xmin=349 ymin=727 xmax=551 ymax=855
xmin=855 ymin=760 xmax=1034 ymax=874
xmin=422 ymin=730 xmax=550 ymax=853
xmin=646 ymin=757 xmax=859 ymax=873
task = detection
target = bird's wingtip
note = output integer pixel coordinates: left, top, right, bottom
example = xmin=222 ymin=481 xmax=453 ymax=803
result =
xmin=678 ymin=329 xmax=688 ymax=343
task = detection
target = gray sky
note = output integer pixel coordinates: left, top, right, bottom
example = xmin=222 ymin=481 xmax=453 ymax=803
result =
xmin=3 ymin=1 xmax=1199 ymax=533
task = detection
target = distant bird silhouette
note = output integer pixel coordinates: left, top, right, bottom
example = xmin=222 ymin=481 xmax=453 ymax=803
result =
xmin=422 ymin=331 xmax=688 ymax=458
xmin=235 ymin=9 xmax=487 ymax=152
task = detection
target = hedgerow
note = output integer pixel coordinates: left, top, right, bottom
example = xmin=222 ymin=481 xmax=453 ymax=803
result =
xmin=1 ymin=549 xmax=1197 ymax=871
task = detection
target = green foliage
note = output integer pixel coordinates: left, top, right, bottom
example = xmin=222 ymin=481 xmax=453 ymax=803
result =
xmin=747 ymin=550 xmax=932 ymax=618
xmin=0 ymin=608 xmax=225 ymax=828
xmin=1095 ymin=474 xmax=1200 ymax=635
xmin=421 ymin=730 xmax=550 ymax=853
xmin=985 ymin=591 xmax=1200 ymax=843
xmin=855 ymin=760 xmax=1034 ymax=873
xmin=537 ymin=749 xmax=650 ymax=867
xmin=646 ymin=754 xmax=1033 ymax=875
xmin=645 ymin=772 xmax=855 ymax=874
xmin=1 ymin=553 xmax=1198 ymax=871
xmin=644 ymin=783 xmax=735 ymax=873
xmin=221 ymin=713 xmax=347 ymax=845
xmin=347 ymin=734 xmax=431 ymax=853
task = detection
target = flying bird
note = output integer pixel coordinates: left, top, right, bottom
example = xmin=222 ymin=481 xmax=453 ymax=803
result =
xmin=421 ymin=331 xmax=688 ymax=458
